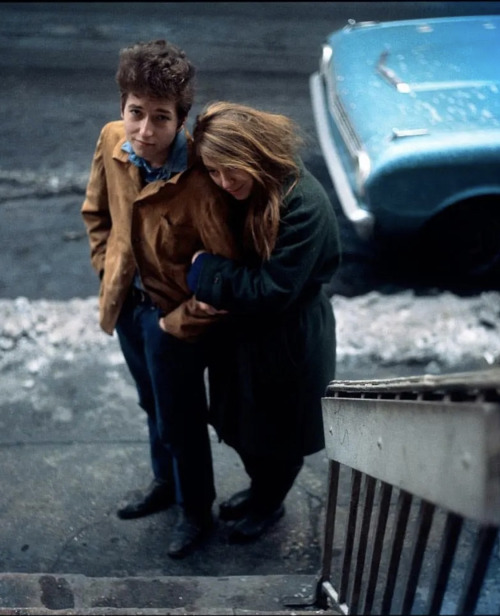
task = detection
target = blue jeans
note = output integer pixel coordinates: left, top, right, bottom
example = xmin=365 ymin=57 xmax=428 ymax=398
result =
xmin=115 ymin=292 xmax=215 ymax=514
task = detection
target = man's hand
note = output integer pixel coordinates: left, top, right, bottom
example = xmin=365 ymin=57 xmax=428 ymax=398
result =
xmin=158 ymin=299 xmax=228 ymax=332
xmin=193 ymin=300 xmax=228 ymax=315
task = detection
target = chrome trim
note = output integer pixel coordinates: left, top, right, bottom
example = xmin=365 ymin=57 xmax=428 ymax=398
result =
xmin=320 ymin=44 xmax=372 ymax=196
xmin=356 ymin=150 xmax=371 ymax=191
xmin=377 ymin=50 xmax=411 ymax=93
xmin=310 ymin=72 xmax=374 ymax=240
xmin=321 ymin=45 xmax=365 ymax=163
xmin=343 ymin=18 xmax=379 ymax=32
xmin=391 ymin=128 xmax=430 ymax=139
xmin=321 ymin=43 xmax=333 ymax=66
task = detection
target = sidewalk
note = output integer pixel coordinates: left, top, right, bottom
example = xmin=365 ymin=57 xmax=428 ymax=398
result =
xmin=0 ymin=326 xmax=336 ymax=613
xmin=0 ymin=572 xmax=339 ymax=614
xmin=1 ymin=294 xmax=496 ymax=613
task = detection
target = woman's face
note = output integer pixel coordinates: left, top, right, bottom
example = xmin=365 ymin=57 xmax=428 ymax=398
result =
xmin=202 ymin=155 xmax=254 ymax=200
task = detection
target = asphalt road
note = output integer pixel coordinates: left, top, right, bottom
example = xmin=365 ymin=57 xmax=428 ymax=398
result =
xmin=1 ymin=1 xmax=500 ymax=301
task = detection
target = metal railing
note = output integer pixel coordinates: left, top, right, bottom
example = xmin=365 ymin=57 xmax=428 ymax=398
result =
xmin=314 ymin=368 xmax=500 ymax=615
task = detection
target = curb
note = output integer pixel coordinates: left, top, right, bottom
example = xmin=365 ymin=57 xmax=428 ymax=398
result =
xmin=0 ymin=573 xmax=340 ymax=615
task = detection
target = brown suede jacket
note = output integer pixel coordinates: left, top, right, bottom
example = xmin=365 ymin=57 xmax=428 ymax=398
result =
xmin=81 ymin=121 xmax=239 ymax=340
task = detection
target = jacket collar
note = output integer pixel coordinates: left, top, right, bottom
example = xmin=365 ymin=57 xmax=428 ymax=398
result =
xmin=121 ymin=130 xmax=188 ymax=182
xmin=112 ymin=129 xmax=195 ymax=181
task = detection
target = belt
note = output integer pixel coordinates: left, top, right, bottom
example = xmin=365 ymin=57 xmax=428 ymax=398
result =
xmin=130 ymin=286 xmax=151 ymax=304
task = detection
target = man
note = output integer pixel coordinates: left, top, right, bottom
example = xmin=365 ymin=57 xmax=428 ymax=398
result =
xmin=81 ymin=40 xmax=237 ymax=558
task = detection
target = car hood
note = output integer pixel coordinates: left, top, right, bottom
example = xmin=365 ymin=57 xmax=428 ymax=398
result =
xmin=328 ymin=15 xmax=500 ymax=158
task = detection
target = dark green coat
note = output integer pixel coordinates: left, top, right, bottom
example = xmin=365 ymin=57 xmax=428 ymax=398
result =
xmin=196 ymin=163 xmax=341 ymax=458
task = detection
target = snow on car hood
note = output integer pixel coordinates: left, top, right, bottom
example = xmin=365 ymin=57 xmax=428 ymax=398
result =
xmin=328 ymin=15 xmax=500 ymax=155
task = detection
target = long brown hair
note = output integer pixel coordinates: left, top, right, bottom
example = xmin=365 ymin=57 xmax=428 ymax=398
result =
xmin=193 ymin=101 xmax=303 ymax=260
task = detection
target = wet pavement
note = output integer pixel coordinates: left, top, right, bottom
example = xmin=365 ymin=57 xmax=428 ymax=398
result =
xmin=2 ymin=326 xmax=499 ymax=615
xmin=0 ymin=325 xmax=338 ymax=613
xmin=1 ymin=292 xmax=500 ymax=612
xmin=0 ymin=572 xmax=337 ymax=615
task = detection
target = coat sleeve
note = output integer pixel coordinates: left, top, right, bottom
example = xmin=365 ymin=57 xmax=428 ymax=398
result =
xmin=81 ymin=128 xmax=111 ymax=277
xmin=192 ymin=173 xmax=341 ymax=314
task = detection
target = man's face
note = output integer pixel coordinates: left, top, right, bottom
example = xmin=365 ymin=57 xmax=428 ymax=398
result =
xmin=122 ymin=93 xmax=181 ymax=168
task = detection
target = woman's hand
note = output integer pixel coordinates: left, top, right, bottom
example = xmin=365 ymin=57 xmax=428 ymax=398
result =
xmin=192 ymin=250 xmax=208 ymax=264
xmin=187 ymin=250 xmax=228 ymax=315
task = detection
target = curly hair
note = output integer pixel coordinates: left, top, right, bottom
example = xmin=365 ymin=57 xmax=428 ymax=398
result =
xmin=116 ymin=39 xmax=195 ymax=122
xmin=193 ymin=101 xmax=303 ymax=260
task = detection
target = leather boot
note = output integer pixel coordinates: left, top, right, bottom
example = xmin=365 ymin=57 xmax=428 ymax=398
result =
xmin=228 ymin=503 xmax=285 ymax=543
xmin=219 ymin=488 xmax=254 ymax=521
xmin=167 ymin=507 xmax=214 ymax=559
xmin=117 ymin=478 xmax=175 ymax=520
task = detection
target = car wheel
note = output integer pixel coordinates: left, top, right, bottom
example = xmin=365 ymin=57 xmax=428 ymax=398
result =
xmin=420 ymin=197 xmax=500 ymax=279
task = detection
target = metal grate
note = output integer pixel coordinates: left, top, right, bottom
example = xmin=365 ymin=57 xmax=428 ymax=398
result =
xmin=315 ymin=368 xmax=500 ymax=615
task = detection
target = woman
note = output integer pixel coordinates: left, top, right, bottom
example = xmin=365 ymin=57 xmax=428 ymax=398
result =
xmin=187 ymin=101 xmax=342 ymax=543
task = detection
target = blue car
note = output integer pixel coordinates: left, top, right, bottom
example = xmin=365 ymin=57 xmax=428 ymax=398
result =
xmin=310 ymin=14 xmax=500 ymax=277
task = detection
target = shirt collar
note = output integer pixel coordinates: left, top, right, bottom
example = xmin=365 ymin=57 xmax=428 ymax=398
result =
xmin=121 ymin=129 xmax=188 ymax=183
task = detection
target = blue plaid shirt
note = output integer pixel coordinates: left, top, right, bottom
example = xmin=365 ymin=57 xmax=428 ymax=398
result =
xmin=122 ymin=129 xmax=188 ymax=183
